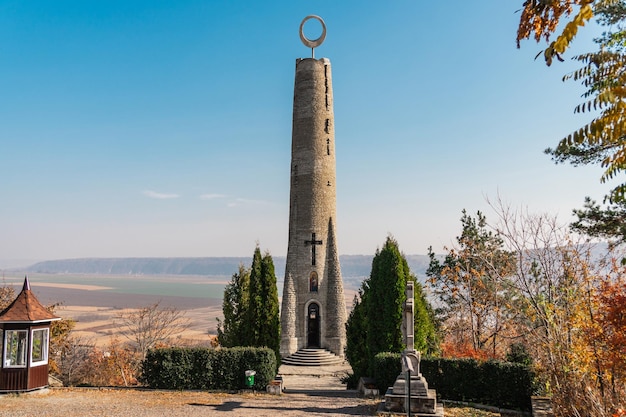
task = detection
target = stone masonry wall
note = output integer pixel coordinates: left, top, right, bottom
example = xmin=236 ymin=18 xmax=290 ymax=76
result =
xmin=280 ymin=57 xmax=347 ymax=357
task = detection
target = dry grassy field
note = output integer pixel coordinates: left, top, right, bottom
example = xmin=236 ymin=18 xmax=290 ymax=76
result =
xmin=2 ymin=272 xmax=359 ymax=347
xmin=3 ymin=273 xmax=225 ymax=346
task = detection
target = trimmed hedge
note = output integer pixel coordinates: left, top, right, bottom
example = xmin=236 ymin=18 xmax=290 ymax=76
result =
xmin=372 ymin=352 xmax=403 ymax=393
xmin=141 ymin=347 xmax=277 ymax=391
xmin=372 ymin=353 xmax=535 ymax=411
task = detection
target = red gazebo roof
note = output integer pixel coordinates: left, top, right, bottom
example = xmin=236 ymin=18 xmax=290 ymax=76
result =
xmin=0 ymin=277 xmax=60 ymax=323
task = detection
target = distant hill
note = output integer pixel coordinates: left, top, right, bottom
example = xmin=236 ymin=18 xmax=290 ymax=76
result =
xmin=22 ymin=255 xmax=432 ymax=280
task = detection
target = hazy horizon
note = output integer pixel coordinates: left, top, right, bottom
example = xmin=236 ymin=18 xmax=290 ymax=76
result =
xmin=0 ymin=252 xmax=432 ymax=273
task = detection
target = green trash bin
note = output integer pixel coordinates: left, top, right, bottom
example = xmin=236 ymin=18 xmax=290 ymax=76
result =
xmin=245 ymin=370 xmax=256 ymax=388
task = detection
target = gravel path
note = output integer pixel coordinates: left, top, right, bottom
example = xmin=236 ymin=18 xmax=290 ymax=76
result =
xmin=0 ymin=388 xmax=379 ymax=417
xmin=0 ymin=362 xmax=378 ymax=416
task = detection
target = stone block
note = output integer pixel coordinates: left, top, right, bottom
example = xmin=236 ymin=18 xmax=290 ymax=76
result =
xmin=384 ymin=388 xmax=443 ymax=416
xmin=357 ymin=377 xmax=379 ymax=398
xmin=391 ymin=374 xmax=428 ymax=396
xmin=266 ymin=380 xmax=282 ymax=395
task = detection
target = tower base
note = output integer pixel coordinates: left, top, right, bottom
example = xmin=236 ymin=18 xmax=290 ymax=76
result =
xmin=324 ymin=336 xmax=345 ymax=358
xmin=280 ymin=337 xmax=298 ymax=358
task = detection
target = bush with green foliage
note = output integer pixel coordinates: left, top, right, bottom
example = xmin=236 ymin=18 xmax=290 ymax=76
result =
xmin=217 ymin=265 xmax=250 ymax=348
xmin=371 ymin=352 xmax=402 ymax=393
xmin=505 ymin=342 xmax=533 ymax=367
xmin=141 ymin=346 xmax=276 ymax=391
xmin=371 ymin=353 xmax=536 ymax=411
xmin=345 ymin=236 xmax=439 ymax=380
xmin=217 ymin=246 xmax=280 ymax=364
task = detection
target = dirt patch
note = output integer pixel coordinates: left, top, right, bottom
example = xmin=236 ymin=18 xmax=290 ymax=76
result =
xmin=0 ymin=388 xmax=379 ymax=417
xmin=58 ymin=304 xmax=222 ymax=347
xmin=33 ymin=282 xmax=114 ymax=291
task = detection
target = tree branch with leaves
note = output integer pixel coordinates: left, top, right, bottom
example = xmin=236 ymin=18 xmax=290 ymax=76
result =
xmin=517 ymin=0 xmax=626 ymax=202
xmin=427 ymin=210 xmax=517 ymax=359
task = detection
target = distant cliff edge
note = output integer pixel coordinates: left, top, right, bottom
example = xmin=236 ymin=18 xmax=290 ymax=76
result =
xmin=20 ymin=255 xmax=431 ymax=279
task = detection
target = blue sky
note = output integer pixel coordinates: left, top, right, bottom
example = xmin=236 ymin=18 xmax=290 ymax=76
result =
xmin=0 ymin=1 xmax=613 ymax=265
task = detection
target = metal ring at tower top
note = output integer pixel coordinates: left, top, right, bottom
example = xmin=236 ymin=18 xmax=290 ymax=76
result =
xmin=299 ymin=15 xmax=326 ymax=49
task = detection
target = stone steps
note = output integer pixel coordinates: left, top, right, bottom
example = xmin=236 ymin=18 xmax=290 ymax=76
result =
xmin=281 ymin=348 xmax=344 ymax=366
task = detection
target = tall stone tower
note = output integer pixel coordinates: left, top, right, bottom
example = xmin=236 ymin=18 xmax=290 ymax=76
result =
xmin=280 ymin=16 xmax=347 ymax=359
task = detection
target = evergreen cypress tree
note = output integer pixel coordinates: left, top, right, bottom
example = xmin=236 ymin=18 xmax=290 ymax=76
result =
xmin=216 ymin=264 xmax=250 ymax=347
xmin=365 ymin=236 xmax=409 ymax=364
xmin=246 ymin=246 xmax=264 ymax=345
xmin=258 ymin=252 xmax=280 ymax=362
xmin=345 ymin=235 xmax=439 ymax=377
xmin=413 ymin=280 xmax=439 ymax=354
xmin=218 ymin=245 xmax=280 ymax=365
xmin=345 ymin=291 xmax=368 ymax=377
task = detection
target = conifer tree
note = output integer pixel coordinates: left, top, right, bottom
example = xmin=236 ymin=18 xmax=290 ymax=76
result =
xmin=246 ymin=247 xmax=264 ymax=344
xmin=365 ymin=236 xmax=409 ymax=361
xmin=427 ymin=210 xmax=516 ymax=358
xmin=345 ymin=291 xmax=368 ymax=377
xmin=413 ymin=280 xmax=439 ymax=354
xmin=217 ymin=245 xmax=280 ymax=362
xmin=258 ymin=252 xmax=280 ymax=361
xmin=345 ymin=236 xmax=438 ymax=377
xmin=216 ymin=264 xmax=250 ymax=347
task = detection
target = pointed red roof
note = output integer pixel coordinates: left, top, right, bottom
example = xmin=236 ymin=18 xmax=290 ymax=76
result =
xmin=0 ymin=277 xmax=60 ymax=323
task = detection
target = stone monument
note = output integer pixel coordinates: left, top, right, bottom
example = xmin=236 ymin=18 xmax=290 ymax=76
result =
xmin=384 ymin=281 xmax=444 ymax=416
xmin=280 ymin=16 xmax=347 ymax=360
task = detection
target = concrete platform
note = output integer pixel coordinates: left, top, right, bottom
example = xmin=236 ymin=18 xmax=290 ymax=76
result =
xmin=278 ymin=362 xmax=352 ymax=392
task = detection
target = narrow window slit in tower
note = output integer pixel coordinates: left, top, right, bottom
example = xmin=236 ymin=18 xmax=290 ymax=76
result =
xmin=310 ymin=272 xmax=318 ymax=292
xmin=327 ymin=138 xmax=330 ymax=155
xmin=324 ymin=66 xmax=329 ymax=109
xmin=325 ymin=119 xmax=330 ymax=133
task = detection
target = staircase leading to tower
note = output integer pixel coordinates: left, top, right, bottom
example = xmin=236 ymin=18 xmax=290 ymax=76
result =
xmin=281 ymin=348 xmax=344 ymax=366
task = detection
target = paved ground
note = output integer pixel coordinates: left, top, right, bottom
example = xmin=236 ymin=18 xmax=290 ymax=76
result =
xmin=0 ymin=362 xmax=381 ymax=417
xmin=279 ymin=362 xmax=353 ymax=391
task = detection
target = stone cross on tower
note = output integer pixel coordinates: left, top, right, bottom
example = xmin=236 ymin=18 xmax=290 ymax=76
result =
xmin=304 ymin=232 xmax=323 ymax=266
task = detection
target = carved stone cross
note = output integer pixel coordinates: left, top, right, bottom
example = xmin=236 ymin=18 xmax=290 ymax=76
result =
xmin=401 ymin=281 xmax=421 ymax=375
xmin=304 ymin=232 xmax=322 ymax=266
xmin=403 ymin=281 xmax=415 ymax=352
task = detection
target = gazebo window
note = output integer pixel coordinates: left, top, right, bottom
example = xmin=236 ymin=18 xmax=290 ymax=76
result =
xmin=31 ymin=328 xmax=49 ymax=365
xmin=4 ymin=330 xmax=28 ymax=368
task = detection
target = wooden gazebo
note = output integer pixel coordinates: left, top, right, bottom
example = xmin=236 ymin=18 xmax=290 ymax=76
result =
xmin=0 ymin=277 xmax=60 ymax=392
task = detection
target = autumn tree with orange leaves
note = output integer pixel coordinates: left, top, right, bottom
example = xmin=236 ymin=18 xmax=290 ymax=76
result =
xmin=429 ymin=198 xmax=625 ymax=415
xmin=426 ymin=209 xmax=517 ymax=360
xmin=585 ymin=262 xmax=626 ymax=407
xmin=492 ymin=200 xmax=626 ymax=417
xmin=517 ymin=0 xmax=626 ymax=202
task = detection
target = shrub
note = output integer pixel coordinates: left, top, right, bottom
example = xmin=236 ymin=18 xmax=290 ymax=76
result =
xmin=371 ymin=353 xmax=535 ymax=411
xmin=341 ymin=372 xmax=360 ymax=389
xmin=142 ymin=346 xmax=276 ymax=391
xmin=505 ymin=342 xmax=533 ymax=367
xmin=372 ymin=352 xmax=402 ymax=393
